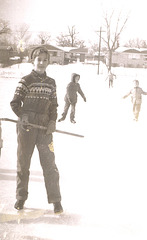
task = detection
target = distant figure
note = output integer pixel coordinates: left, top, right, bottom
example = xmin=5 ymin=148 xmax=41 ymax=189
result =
xmin=123 ymin=80 xmax=147 ymax=121
xmin=105 ymin=71 xmax=116 ymax=88
xmin=58 ymin=73 xmax=86 ymax=123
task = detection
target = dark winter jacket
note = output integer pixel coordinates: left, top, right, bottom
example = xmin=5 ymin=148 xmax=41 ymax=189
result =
xmin=10 ymin=70 xmax=58 ymax=126
xmin=64 ymin=73 xmax=86 ymax=104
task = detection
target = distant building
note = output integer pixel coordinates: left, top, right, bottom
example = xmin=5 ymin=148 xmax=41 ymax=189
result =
xmin=29 ymin=44 xmax=88 ymax=65
xmin=0 ymin=46 xmax=13 ymax=65
xmin=29 ymin=44 xmax=65 ymax=64
xmin=58 ymin=46 xmax=88 ymax=63
xmin=56 ymin=47 xmax=77 ymax=64
xmin=69 ymin=47 xmax=88 ymax=62
xmin=111 ymin=47 xmax=147 ymax=68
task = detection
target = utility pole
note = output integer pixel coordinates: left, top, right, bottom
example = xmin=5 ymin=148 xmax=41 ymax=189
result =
xmin=97 ymin=27 xmax=105 ymax=74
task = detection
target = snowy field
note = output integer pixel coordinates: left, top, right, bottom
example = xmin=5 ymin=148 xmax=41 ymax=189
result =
xmin=1 ymin=62 xmax=147 ymax=239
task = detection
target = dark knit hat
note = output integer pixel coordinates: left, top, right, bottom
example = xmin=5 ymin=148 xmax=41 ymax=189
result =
xmin=30 ymin=46 xmax=50 ymax=61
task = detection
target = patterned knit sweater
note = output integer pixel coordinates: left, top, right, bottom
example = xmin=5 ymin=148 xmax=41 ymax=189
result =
xmin=10 ymin=70 xmax=58 ymax=125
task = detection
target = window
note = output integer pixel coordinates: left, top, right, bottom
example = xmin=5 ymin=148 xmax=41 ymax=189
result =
xmin=57 ymin=52 xmax=61 ymax=57
xmin=128 ymin=53 xmax=140 ymax=59
xmin=143 ymin=55 xmax=147 ymax=60
xmin=53 ymin=52 xmax=57 ymax=57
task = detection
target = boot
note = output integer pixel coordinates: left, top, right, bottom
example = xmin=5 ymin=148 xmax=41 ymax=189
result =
xmin=14 ymin=200 xmax=25 ymax=210
xmin=53 ymin=202 xmax=63 ymax=214
xmin=58 ymin=117 xmax=65 ymax=122
xmin=71 ymin=119 xmax=76 ymax=124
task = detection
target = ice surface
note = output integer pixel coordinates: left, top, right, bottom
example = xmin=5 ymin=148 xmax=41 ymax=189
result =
xmin=0 ymin=62 xmax=147 ymax=239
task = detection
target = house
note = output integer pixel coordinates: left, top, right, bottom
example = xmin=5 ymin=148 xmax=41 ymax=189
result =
xmin=111 ymin=47 xmax=147 ymax=68
xmin=69 ymin=47 xmax=88 ymax=62
xmin=0 ymin=46 xmax=13 ymax=65
xmin=57 ymin=47 xmax=77 ymax=63
xmin=45 ymin=45 xmax=65 ymax=64
xmin=58 ymin=47 xmax=88 ymax=63
xmin=29 ymin=44 xmax=65 ymax=64
xmin=29 ymin=44 xmax=89 ymax=64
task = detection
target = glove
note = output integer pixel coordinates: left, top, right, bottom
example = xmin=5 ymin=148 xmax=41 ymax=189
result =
xmin=21 ymin=114 xmax=32 ymax=131
xmin=21 ymin=114 xmax=29 ymax=124
xmin=84 ymin=97 xmax=86 ymax=102
xmin=46 ymin=120 xmax=56 ymax=135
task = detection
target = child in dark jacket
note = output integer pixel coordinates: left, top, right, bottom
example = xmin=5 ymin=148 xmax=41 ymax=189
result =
xmin=123 ymin=79 xmax=147 ymax=121
xmin=10 ymin=46 xmax=63 ymax=214
xmin=58 ymin=73 xmax=86 ymax=123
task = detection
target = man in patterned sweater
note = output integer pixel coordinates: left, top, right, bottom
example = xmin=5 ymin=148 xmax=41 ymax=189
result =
xmin=10 ymin=46 xmax=63 ymax=214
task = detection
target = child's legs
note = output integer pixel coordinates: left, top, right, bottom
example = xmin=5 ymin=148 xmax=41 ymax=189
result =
xmin=16 ymin=127 xmax=36 ymax=201
xmin=62 ymin=100 xmax=70 ymax=118
xmin=36 ymin=133 xmax=61 ymax=203
xmin=133 ymin=103 xmax=141 ymax=119
xmin=135 ymin=104 xmax=141 ymax=119
xmin=70 ymin=103 xmax=76 ymax=121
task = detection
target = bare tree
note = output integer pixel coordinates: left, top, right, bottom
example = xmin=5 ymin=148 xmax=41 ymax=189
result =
xmin=0 ymin=19 xmax=11 ymax=45
xmin=15 ymin=24 xmax=30 ymax=41
xmin=13 ymin=23 xmax=31 ymax=52
xmin=56 ymin=33 xmax=71 ymax=47
xmin=37 ymin=31 xmax=51 ymax=45
xmin=0 ymin=19 xmax=10 ymax=35
xmin=124 ymin=38 xmax=147 ymax=48
xmin=56 ymin=26 xmax=85 ymax=47
xmin=101 ymin=10 xmax=129 ymax=71
xmin=75 ymin=40 xmax=86 ymax=48
xmin=67 ymin=25 xmax=79 ymax=47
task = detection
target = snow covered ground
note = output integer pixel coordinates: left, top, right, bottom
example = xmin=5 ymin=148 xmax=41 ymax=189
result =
xmin=1 ymin=62 xmax=147 ymax=239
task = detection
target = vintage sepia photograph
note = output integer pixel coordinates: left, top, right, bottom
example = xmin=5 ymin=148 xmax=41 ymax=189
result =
xmin=0 ymin=0 xmax=147 ymax=239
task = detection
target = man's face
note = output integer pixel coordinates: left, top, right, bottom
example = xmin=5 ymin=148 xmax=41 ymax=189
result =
xmin=33 ymin=53 xmax=49 ymax=74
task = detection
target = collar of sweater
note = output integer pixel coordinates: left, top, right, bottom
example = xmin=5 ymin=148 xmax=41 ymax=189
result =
xmin=32 ymin=70 xmax=47 ymax=81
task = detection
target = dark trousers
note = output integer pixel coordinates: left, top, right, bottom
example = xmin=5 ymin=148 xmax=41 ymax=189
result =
xmin=109 ymin=80 xmax=113 ymax=88
xmin=62 ymin=100 xmax=76 ymax=121
xmin=16 ymin=125 xmax=61 ymax=203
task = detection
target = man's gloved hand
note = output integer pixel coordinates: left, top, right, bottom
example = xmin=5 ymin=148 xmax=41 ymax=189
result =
xmin=22 ymin=114 xmax=29 ymax=124
xmin=46 ymin=120 xmax=56 ymax=135
xmin=21 ymin=114 xmax=32 ymax=131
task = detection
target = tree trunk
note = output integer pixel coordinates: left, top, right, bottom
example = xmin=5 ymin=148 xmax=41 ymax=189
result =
xmin=108 ymin=50 xmax=112 ymax=71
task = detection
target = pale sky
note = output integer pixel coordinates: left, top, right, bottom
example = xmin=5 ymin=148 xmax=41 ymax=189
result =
xmin=0 ymin=0 xmax=146 ymax=46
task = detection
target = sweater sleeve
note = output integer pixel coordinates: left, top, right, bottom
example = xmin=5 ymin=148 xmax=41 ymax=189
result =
xmin=78 ymin=84 xmax=86 ymax=100
xmin=10 ymin=79 xmax=28 ymax=117
xmin=48 ymin=80 xmax=58 ymax=121
xmin=142 ymin=89 xmax=147 ymax=95
xmin=48 ymin=98 xmax=58 ymax=121
xmin=66 ymin=83 xmax=72 ymax=102
xmin=123 ymin=91 xmax=131 ymax=99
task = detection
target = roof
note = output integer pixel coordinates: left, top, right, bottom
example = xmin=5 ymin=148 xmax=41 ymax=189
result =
xmin=29 ymin=44 xmax=64 ymax=52
xmin=28 ymin=45 xmax=89 ymax=54
xmin=115 ymin=47 xmax=147 ymax=54
xmin=69 ymin=47 xmax=88 ymax=54
xmin=57 ymin=47 xmax=77 ymax=52
xmin=56 ymin=46 xmax=88 ymax=54
xmin=42 ymin=44 xmax=64 ymax=51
